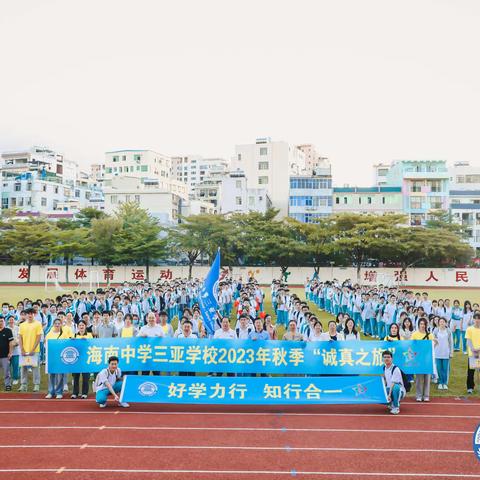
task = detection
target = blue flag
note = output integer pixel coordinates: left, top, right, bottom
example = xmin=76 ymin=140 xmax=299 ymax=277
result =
xmin=199 ymin=249 xmax=220 ymax=335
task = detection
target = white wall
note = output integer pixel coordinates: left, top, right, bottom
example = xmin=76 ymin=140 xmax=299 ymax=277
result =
xmin=8 ymin=265 xmax=480 ymax=287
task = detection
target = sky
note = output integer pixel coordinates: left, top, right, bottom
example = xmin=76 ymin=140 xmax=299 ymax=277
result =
xmin=1 ymin=0 xmax=479 ymax=185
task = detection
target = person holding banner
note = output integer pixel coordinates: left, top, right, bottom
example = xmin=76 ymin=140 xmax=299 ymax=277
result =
xmin=382 ymin=350 xmax=406 ymax=415
xmin=72 ymin=320 xmax=93 ymax=399
xmin=466 ymin=313 xmax=480 ymax=394
xmin=18 ymin=308 xmax=42 ymax=392
xmin=94 ymin=356 xmax=129 ymax=408
xmin=411 ymin=318 xmax=434 ymax=402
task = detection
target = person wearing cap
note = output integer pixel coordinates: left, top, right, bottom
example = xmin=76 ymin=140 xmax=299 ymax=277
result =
xmin=18 ymin=307 xmax=43 ymax=392
xmin=0 ymin=316 xmax=14 ymax=391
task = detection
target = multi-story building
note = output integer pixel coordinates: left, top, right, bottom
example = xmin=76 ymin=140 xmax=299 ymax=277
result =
xmin=90 ymin=163 xmax=105 ymax=183
xmin=232 ymin=138 xmax=305 ymax=216
xmin=171 ymin=155 xmax=229 ymax=191
xmin=103 ymin=176 xmax=182 ymax=224
xmin=1 ymin=146 xmax=77 ymax=185
xmin=296 ymin=144 xmax=329 ymax=175
xmin=289 ymin=163 xmax=333 ymax=222
xmin=218 ymin=170 xmax=271 ymax=215
xmin=332 ymin=186 xmax=403 ymax=215
xmin=373 ymin=163 xmax=391 ymax=186
xmin=449 ymin=162 xmax=480 ymax=254
xmin=384 ymin=160 xmax=450 ymax=226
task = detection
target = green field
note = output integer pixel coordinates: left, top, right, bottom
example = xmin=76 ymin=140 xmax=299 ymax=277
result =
xmin=4 ymin=284 xmax=479 ymax=398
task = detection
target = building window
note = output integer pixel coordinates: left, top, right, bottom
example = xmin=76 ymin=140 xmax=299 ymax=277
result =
xmin=367 ymin=197 xmax=372 ymax=204
xmin=259 ymin=147 xmax=268 ymax=156
xmin=27 ymin=182 xmax=32 ymax=191
xmin=359 ymin=197 xmax=362 ymax=204
xmin=336 ymin=197 xmax=340 ymax=204
xmin=428 ymin=180 xmax=442 ymax=192
xmin=258 ymin=161 xmax=269 ymax=170
xmin=11 ymin=198 xmax=16 ymax=207
xmin=111 ymin=195 xmax=117 ymax=204
xmin=14 ymin=183 xmax=21 ymax=192
xmin=248 ymin=196 xmax=255 ymax=206
xmin=125 ymin=195 xmax=130 ymax=202
xmin=112 ymin=156 xmax=119 ymax=162
xmin=41 ymin=197 xmax=47 ymax=207
xmin=410 ymin=196 xmax=423 ymax=209
xmin=17 ymin=197 xmax=24 ymax=207
xmin=411 ymin=181 xmax=423 ymax=193
xmin=343 ymin=197 xmax=347 ymax=204
xmin=54 ymin=186 xmax=59 ymax=194
xmin=382 ymin=197 xmax=386 ymax=204
xmin=1 ymin=198 xmax=8 ymax=209
xmin=135 ymin=195 xmax=140 ymax=203
xmin=237 ymin=154 xmax=242 ymax=161
xmin=235 ymin=196 xmax=242 ymax=205
xmin=106 ymin=167 xmax=112 ymax=174
xmin=430 ymin=198 xmax=443 ymax=209
xmin=42 ymin=185 xmax=47 ymax=192
xmin=134 ymin=154 xmax=142 ymax=162
xmin=122 ymin=155 xmax=126 ymax=161
xmin=140 ymin=165 xmax=148 ymax=172
xmin=75 ymin=190 xmax=80 ymax=198
xmin=258 ymin=176 xmax=268 ymax=185
xmin=235 ymin=180 xmax=242 ymax=189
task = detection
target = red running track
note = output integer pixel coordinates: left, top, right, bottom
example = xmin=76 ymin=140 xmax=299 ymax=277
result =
xmin=0 ymin=396 xmax=479 ymax=480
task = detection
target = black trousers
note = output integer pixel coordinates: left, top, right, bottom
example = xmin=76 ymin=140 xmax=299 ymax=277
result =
xmin=73 ymin=373 xmax=90 ymax=396
xmin=467 ymin=366 xmax=476 ymax=390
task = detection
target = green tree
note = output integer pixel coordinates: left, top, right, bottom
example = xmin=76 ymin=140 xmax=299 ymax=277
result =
xmin=52 ymin=219 xmax=88 ymax=283
xmin=75 ymin=207 xmax=106 ymax=228
xmin=425 ymin=210 xmax=467 ymax=238
xmin=0 ymin=217 xmax=56 ymax=282
xmin=113 ymin=202 xmax=167 ymax=281
xmin=83 ymin=216 xmax=122 ymax=280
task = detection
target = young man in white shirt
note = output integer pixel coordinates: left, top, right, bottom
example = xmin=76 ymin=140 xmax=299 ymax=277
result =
xmin=382 ymin=350 xmax=406 ymax=415
xmin=94 ymin=356 xmax=129 ymax=408
xmin=213 ymin=317 xmax=236 ymax=339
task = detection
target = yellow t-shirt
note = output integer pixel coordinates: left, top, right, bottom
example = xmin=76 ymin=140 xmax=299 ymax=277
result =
xmin=465 ymin=326 xmax=480 ymax=357
xmin=121 ymin=326 xmax=134 ymax=338
xmin=384 ymin=336 xmax=399 ymax=341
xmin=411 ymin=331 xmax=432 ymax=341
xmin=45 ymin=329 xmax=71 ymax=341
xmin=62 ymin=326 xmax=74 ymax=338
xmin=75 ymin=332 xmax=93 ymax=339
xmin=19 ymin=320 xmax=43 ymax=353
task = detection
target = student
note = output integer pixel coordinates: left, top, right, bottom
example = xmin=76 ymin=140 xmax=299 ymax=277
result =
xmin=343 ymin=318 xmax=360 ymax=341
xmin=466 ymin=313 xmax=480 ymax=394
xmin=264 ymin=314 xmax=277 ymax=340
xmin=18 ymin=308 xmax=43 ymax=392
xmin=382 ymin=350 xmax=405 ymax=415
xmin=400 ymin=317 xmax=414 ymax=340
xmin=411 ymin=318 xmax=433 ymax=402
xmin=451 ymin=300 xmax=463 ymax=351
xmin=72 ymin=320 xmax=93 ymax=399
xmin=45 ymin=318 xmax=71 ymax=399
xmin=119 ymin=315 xmax=138 ymax=338
xmin=320 ymin=320 xmax=345 ymax=341
xmin=432 ymin=317 xmax=453 ymax=390
xmin=7 ymin=316 xmax=20 ymax=386
xmin=0 ymin=317 xmax=13 ymax=391
xmin=461 ymin=301 xmax=474 ymax=355
xmin=309 ymin=321 xmax=324 ymax=342
xmin=157 ymin=311 xmax=174 ymax=338
xmin=94 ymin=356 xmax=130 ymax=408
xmin=385 ymin=323 xmax=401 ymax=341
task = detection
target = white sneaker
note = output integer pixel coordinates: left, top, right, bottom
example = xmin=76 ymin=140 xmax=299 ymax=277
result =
xmin=55 ymin=394 xmax=63 ymax=399
xmin=423 ymin=397 xmax=430 ymax=402
xmin=19 ymin=386 xmax=27 ymax=392
xmin=119 ymin=402 xmax=130 ymax=408
xmin=33 ymin=385 xmax=39 ymax=392
xmin=81 ymin=394 xmax=88 ymax=399
xmin=443 ymin=385 xmax=448 ymax=390
xmin=12 ymin=380 xmax=19 ymax=386
xmin=63 ymin=386 xmax=69 ymax=392
xmin=390 ymin=407 xmax=400 ymax=415
xmin=99 ymin=403 xmax=107 ymax=408
xmin=416 ymin=398 xmax=422 ymax=402
xmin=438 ymin=384 xmax=444 ymax=390
xmin=467 ymin=388 xmax=474 ymax=394
xmin=45 ymin=394 xmax=53 ymax=399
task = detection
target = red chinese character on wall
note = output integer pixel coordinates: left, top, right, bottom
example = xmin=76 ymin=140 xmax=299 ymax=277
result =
xmin=131 ymin=269 xmax=145 ymax=280
xmin=18 ymin=267 xmax=28 ymax=279
xmin=456 ymin=271 xmax=469 ymax=283
xmin=46 ymin=267 xmax=58 ymax=279
xmin=102 ymin=268 xmax=115 ymax=281
xmin=425 ymin=271 xmax=439 ymax=282
xmin=74 ymin=268 xmax=87 ymax=280
xmin=363 ymin=270 xmax=377 ymax=282
xmin=159 ymin=269 xmax=173 ymax=280
xmin=394 ymin=270 xmax=408 ymax=282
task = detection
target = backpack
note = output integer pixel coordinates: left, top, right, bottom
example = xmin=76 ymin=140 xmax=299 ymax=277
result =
xmin=384 ymin=365 xmax=411 ymax=393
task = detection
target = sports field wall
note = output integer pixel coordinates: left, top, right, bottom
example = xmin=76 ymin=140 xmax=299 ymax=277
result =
xmin=3 ymin=265 xmax=480 ymax=288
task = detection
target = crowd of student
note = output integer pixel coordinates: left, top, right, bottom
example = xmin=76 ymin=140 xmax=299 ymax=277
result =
xmin=0 ymin=276 xmax=478 ymax=415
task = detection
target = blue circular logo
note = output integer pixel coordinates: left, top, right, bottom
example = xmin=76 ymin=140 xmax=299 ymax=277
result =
xmin=60 ymin=347 xmax=80 ymax=365
xmin=138 ymin=382 xmax=158 ymax=397
xmin=474 ymin=424 xmax=480 ymax=462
